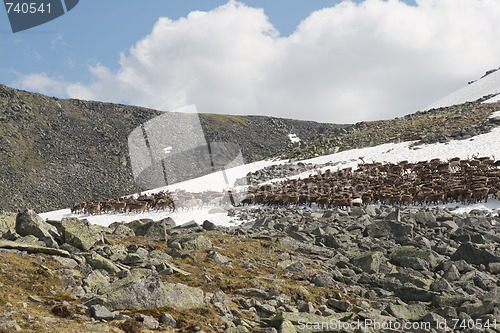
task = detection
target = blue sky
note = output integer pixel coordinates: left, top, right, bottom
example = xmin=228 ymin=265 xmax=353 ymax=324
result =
xmin=1 ymin=0 xmax=499 ymax=123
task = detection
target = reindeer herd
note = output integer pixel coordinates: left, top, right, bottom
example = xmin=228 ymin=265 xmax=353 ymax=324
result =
xmin=72 ymin=157 xmax=500 ymax=216
xmin=71 ymin=190 xmax=176 ymax=215
xmin=239 ymin=156 xmax=500 ymax=209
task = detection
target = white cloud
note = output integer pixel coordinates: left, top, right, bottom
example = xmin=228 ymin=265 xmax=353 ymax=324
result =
xmin=13 ymin=72 xmax=68 ymax=97
xmin=17 ymin=0 xmax=500 ymax=123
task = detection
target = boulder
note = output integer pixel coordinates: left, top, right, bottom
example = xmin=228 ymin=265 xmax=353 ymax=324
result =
xmin=450 ymin=242 xmax=500 ymax=265
xmin=0 ymin=212 xmax=16 ymax=237
xmin=363 ymin=220 xmax=413 ymax=239
xmin=90 ymin=304 xmax=116 ymax=321
xmin=0 ymin=240 xmax=71 ymax=257
xmin=82 ymin=252 xmax=121 ymax=274
xmin=15 ymin=209 xmax=59 ymax=247
xmin=90 ymin=268 xmax=204 ymax=311
xmin=390 ymin=246 xmax=437 ymax=270
xmin=83 ymin=270 xmax=110 ymax=294
xmin=167 ymin=234 xmax=212 ymax=251
xmin=49 ymin=218 xmax=102 ymax=251
xmin=386 ymin=303 xmax=428 ymax=321
xmin=351 ymin=251 xmax=385 ymax=273
xmin=125 ymin=219 xmax=155 ymax=236
xmin=143 ymin=218 xmax=176 ymax=240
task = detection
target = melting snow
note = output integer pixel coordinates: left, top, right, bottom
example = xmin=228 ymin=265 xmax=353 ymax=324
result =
xmin=288 ymin=133 xmax=300 ymax=143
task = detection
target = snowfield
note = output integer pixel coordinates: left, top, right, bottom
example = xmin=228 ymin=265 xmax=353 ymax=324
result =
xmin=423 ymin=69 xmax=500 ymax=110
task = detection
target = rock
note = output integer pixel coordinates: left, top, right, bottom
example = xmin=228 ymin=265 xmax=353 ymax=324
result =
xmin=234 ymin=288 xmax=269 ymax=299
xmin=15 ymin=209 xmax=58 ymax=247
xmin=394 ymin=286 xmax=435 ymax=303
xmin=279 ymin=320 xmax=298 ymax=333
xmin=82 ymin=252 xmax=121 ymax=274
xmin=121 ymin=253 xmax=143 ymax=265
xmin=84 ymin=270 xmax=110 ymax=294
xmin=298 ymin=301 xmax=315 ymax=313
xmin=327 ymin=299 xmax=353 ymax=312
xmin=430 ymin=278 xmax=453 ymax=292
xmin=0 ymin=240 xmax=71 ymax=257
xmin=311 ymin=273 xmax=336 ymax=287
xmin=0 ymin=212 xmax=16 ymax=238
xmin=167 ymin=234 xmax=212 ymax=251
xmin=0 ymin=319 xmax=22 ymax=331
xmin=431 ymin=294 xmax=471 ymax=308
xmin=443 ymin=264 xmax=461 ymax=281
xmin=202 ymin=220 xmax=217 ymax=231
xmin=386 ymin=303 xmax=428 ymax=321
xmin=207 ymin=251 xmax=230 ymax=264
xmin=363 ymin=220 xmax=413 ymax=239
xmin=125 ymin=219 xmax=155 ymax=236
xmin=256 ymin=303 xmax=277 ymax=316
xmin=421 ymin=312 xmax=447 ymax=327
xmin=177 ymin=220 xmax=200 ymax=229
xmin=351 ymin=251 xmax=384 ymax=273
xmin=90 ymin=268 xmax=204 ymax=311
xmin=459 ymin=300 xmax=496 ymax=319
xmin=413 ymin=210 xmax=436 ymax=224
xmin=159 ymin=312 xmax=178 ymax=327
xmin=135 ymin=313 xmax=160 ymax=330
xmin=111 ymin=224 xmax=135 ymax=237
xmin=50 ymin=218 xmax=102 ymax=251
xmin=253 ymin=217 xmax=274 ymax=229
xmin=143 ymin=218 xmax=175 ymax=240
xmin=51 ymin=256 xmax=79 ymax=269
xmin=17 ymin=234 xmax=45 ymax=246
xmin=90 ymin=304 xmax=115 ymax=321
xmin=451 ymin=242 xmax=500 ymax=265
xmin=488 ymin=262 xmax=500 ymax=274
xmin=385 ymin=208 xmax=401 ymax=222
xmin=388 ymin=272 xmax=433 ymax=289
xmin=390 ymin=246 xmax=437 ymax=270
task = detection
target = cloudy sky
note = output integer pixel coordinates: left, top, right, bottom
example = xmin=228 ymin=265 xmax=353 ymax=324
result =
xmin=2 ymin=0 xmax=500 ymax=123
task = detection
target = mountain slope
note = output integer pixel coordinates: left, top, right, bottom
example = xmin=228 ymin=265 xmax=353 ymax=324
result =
xmin=424 ymin=67 xmax=500 ymax=109
xmin=0 ymin=84 xmax=336 ymax=212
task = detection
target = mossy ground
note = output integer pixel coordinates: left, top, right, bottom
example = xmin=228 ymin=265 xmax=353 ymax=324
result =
xmin=0 ymin=230 xmax=356 ymax=332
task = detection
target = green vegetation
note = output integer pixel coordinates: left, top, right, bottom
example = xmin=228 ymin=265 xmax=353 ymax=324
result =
xmin=202 ymin=113 xmax=247 ymax=126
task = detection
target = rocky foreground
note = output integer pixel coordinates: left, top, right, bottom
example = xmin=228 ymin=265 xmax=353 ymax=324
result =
xmin=0 ymin=205 xmax=499 ymax=333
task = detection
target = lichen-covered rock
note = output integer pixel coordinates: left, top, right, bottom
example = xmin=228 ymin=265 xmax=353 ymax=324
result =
xmin=143 ymin=217 xmax=175 ymax=240
xmin=83 ymin=252 xmax=121 ymax=274
xmin=351 ymin=251 xmax=385 ymax=273
xmin=90 ymin=268 xmax=204 ymax=311
xmin=450 ymin=242 xmax=500 ymax=265
xmin=390 ymin=246 xmax=437 ymax=270
xmin=0 ymin=212 xmax=16 ymax=238
xmin=15 ymin=209 xmax=59 ymax=247
xmin=167 ymin=234 xmax=212 ymax=251
xmin=50 ymin=217 xmax=102 ymax=251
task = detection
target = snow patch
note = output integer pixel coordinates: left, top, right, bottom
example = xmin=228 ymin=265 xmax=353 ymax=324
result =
xmin=288 ymin=133 xmax=300 ymax=143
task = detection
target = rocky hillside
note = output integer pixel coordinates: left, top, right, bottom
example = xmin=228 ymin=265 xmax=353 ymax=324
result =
xmin=280 ymin=98 xmax=500 ymax=160
xmin=0 ymin=84 xmax=337 ymax=212
xmin=0 ymin=205 xmax=499 ymax=333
